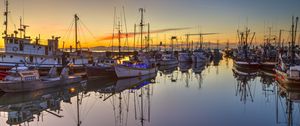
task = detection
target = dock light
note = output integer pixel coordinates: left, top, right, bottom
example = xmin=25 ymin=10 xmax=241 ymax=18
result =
xmin=69 ymin=87 xmax=76 ymax=93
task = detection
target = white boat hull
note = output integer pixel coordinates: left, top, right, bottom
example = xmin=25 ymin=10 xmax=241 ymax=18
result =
xmin=0 ymin=76 xmax=82 ymax=92
xmin=114 ymin=65 xmax=157 ymax=78
xmin=275 ymin=69 xmax=300 ymax=85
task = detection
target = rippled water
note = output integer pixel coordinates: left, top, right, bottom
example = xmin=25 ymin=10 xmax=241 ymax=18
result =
xmin=0 ymin=57 xmax=299 ymax=126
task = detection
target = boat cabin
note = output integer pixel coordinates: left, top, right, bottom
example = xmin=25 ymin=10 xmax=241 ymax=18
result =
xmin=4 ymin=67 xmax=40 ymax=81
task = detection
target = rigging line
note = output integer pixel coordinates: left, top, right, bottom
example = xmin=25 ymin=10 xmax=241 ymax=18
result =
xmin=62 ymin=19 xmax=75 ymax=48
xmin=112 ymin=7 xmax=117 ymax=52
xmin=80 ymin=96 xmax=98 ymax=123
xmin=22 ymin=0 xmax=24 ymax=24
xmin=78 ymin=22 xmax=86 ymax=47
xmin=79 ymin=20 xmax=97 ymax=40
xmin=62 ymin=103 xmax=77 ymax=123
xmin=8 ymin=14 xmax=16 ymax=31
xmin=61 ymin=18 xmax=74 ymax=41
xmin=122 ymin=6 xmax=129 ymax=51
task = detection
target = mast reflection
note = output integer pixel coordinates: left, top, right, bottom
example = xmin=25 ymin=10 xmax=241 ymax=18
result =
xmin=233 ymin=67 xmax=258 ymax=104
xmin=0 ymin=81 xmax=87 ymax=126
xmin=97 ymin=74 xmax=156 ymax=126
xmin=276 ymin=83 xmax=300 ymax=126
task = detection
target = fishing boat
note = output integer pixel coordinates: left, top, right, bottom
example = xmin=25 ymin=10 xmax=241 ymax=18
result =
xmin=275 ymin=58 xmax=300 ymax=84
xmin=191 ymin=48 xmax=210 ymax=63
xmin=179 ymin=62 xmax=192 ymax=73
xmin=114 ymin=8 xmax=157 ymax=78
xmin=259 ymin=42 xmax=278 ymax=70
xmin=158 ymin=63 xmax=178 ymax=75
xmin=234 ymin=27 xmax=260 ymax=69
xmin=275 ymin=17 xmax=300 ymax=85
xmin=213 ymin=48 xmax=223 ymax=60
xmin=158 ymin=52 xmax=178 ymax=65
xmin=114 ymin=60 xmax=157 ymax=78
xmin=158 ymin=37 xmax=178 ymax=65
xmin=86 ymin=57 xmax=118 ymax=78
xmin=192 ymin=62 xmax=206 ymax=74
xmin=178 ymin=50 xmax=191 ymax=62
xmin=0 ymin=65 xmax=82 ymax=92
xmin=0 ymin=1 xmax=93 ymax=73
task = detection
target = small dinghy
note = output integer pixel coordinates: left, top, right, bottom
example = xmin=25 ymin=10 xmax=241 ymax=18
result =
xmin=0 ymin=65 xmax=82 ymax=92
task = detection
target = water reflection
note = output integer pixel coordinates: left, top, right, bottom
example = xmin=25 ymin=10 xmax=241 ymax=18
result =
xmin=232 ymin=67 xmax=258 ymax=104
xmin=1 ymin=58 xmax=300 ymax=126
xmin=260 ymin=70 xmax=276 ymax=102
xmin=0 ymin=73 xmax=156 ymax=126
xmin=0 ymin=82 xmax=87 ymax=126
xmin=93 ymin=74 xmax=156 ymax=126
xmin=277 ymin=83 xmax=300 ymax=126
xmin=178 ymin=62 xmax=191 ymax=73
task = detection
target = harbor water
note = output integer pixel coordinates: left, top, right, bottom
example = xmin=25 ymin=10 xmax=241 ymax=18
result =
xmin=0 ymin=57 xmax=297 ymax=126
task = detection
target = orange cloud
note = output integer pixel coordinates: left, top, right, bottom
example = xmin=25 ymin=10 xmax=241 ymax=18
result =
xmin=98 ymin=27 xmax=191 ymax=41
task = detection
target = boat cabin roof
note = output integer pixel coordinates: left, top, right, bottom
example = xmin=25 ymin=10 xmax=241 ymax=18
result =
xmin=10 ymin=67 xmax=29 ymax=71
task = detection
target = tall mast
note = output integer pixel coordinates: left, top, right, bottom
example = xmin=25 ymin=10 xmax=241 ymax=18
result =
xmin=278 ymin=29 xmax=282 ymax=48
xmin=292 ymin=17 xmax=298 ymax=64
xmin=134 ymin=24 xmax=136 ymax=51
xmin=294 ymin=17 xmax=298 ymax=47
xmin=19 ymin=17 xmax=22 ymax=38
xmin=4 ymin=0 xmax=8 ymax=37
xmin=147 ymin=23 xmax=150 ymax=51
xmin=139 ymin=8 xmax=145 ymax=51
xmin=75 ymin=14 xmax=79 ymax=52
xmin=112 ymin=7 xmax=116 ymax=52
xmin=118 ymin=20 xmax=121 ymax=57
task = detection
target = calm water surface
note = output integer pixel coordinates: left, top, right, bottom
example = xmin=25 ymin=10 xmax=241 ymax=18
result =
xmin=0 ymin=58 xmax=298 ymax=126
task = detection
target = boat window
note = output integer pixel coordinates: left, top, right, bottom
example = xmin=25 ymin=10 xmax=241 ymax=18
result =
xmin=21 ymin=72 xmax=34 ymax=76
xmin=9 ymin=39 xmax=13 ymax=43
xmin=3 ymin=55 xmax=6 ymax=58
xmin=10 ymin=55 xmax=13 ymax=58
xmin=111 ymin=61 xmax=114 ymax=63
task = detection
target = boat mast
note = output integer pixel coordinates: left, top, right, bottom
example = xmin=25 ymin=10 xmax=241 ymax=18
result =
xmin=147 ymin=23 xmax=150 ymax=52
xmin=134 ymin=24 xmax=136 ymax=51
xmin=75 ymin=14 xmax=79 ymax=52
xmin=122 ymin=6 xmax=129 ymax=52
xmin=118 ymin=20 xmax=121 ymax=57
xmin=278 ymin=29 xmax=282 ymax=48
xmin=292 ymin=16 xmax=298 ymax=64
xmin=4 ymin=0 xmax=8 ymax=37
xmin=139 ymin=8 xmax=145 ymax=51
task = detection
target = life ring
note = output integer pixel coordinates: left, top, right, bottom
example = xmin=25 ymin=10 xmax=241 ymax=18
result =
xmin=12 ymin=47 xmax=18 ymax=52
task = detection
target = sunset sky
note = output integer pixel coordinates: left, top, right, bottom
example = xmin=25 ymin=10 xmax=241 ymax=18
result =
xmin=1 ymin=0 xmax=300 ymax=48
